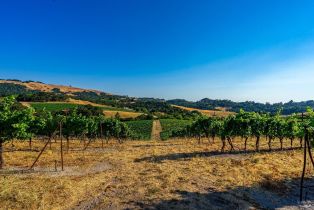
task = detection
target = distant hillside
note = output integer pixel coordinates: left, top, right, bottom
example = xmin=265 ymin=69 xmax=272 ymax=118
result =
xmin=2 ymin=79 xmax=313 ymax=116
xmin=171 ymin=105 xmax=234 ymax=117
xmin=0 ymin=79 xmax=128 ymax=106
xmin=0 ymin=79 xmax=200 ymax=119
xmin=168 ymin=98 xmax=314 ymax=115
xmin=0 ymin=79 xmax=104 ymax=95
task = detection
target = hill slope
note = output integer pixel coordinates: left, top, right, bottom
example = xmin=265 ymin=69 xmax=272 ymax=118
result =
xmin=0 ymin=79 xmax=103 ymax=95
xmin=0 ymin=79 xmax=144 ymax=119
xmin=0 ymin=79 xmax=201 ymax=119
xmin=2 ymin=79 xmax=314 ymax=115
xmin=171 ymin=105 xmax=234 ymax=117
xmin=168 ymin=98 xmax=314 ymax=115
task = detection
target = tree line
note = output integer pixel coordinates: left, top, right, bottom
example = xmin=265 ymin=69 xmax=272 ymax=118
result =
xmin=171 ymin=109 xmax=314 ymax=152
xmin=168 ymin=98 xmax=314 ymax=115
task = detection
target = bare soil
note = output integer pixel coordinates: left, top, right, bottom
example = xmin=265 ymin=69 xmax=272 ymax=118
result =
xmin=151 ymin=120 xmax=162 ymax=141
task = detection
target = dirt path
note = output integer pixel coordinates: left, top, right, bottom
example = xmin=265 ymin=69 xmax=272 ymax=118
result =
xmin=151 ymin=120 xmax=162 ymax=141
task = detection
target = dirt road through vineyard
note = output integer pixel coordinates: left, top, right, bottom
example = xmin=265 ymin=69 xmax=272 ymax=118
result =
xmin=151 ymin=120 xmax=162 ymax=141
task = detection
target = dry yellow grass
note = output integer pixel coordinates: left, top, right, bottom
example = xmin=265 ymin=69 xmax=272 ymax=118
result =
xmin=0 ymin=137 xmax=311 ymax=209
xmin=20 ymin=102 xmax=31 ymax=108
xmin=0 ymin=80 xmax=103 ymax=95
xmin=172 ymin=104 xmax=234 ymax=117
xmin=67 ymin=98 xmax=111 ymax=107
xmin=103 ymin=110 xmax=142 ymax=119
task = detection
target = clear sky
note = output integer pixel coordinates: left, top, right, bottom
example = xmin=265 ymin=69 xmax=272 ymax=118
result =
xmin=1 ymin=0 xmax=314 ymax=102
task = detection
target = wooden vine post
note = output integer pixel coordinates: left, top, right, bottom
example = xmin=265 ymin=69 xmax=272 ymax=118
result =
xmin=29 ymin=139 xmax=51 ymax=170
xmin=100 ymin=122 xmax=103 ymax=149
xmin=60 ymin=121 xmax=64 ymax=171
xmin=300 ymin=113 xmax=314 ymax=201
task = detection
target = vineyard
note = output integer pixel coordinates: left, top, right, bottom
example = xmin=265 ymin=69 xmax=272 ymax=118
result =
xmin=168 ymin=110 xmax=311 ymax=153
xmin=159 ymin=119 xmax=193 ymax=140
xmin=125 ymin=120 xmax=153 ymax=140
xmin=2 ymin=1 xmax=314 ymax=208
xmin=29 ymin=102 xmax=80 ymax=111
xmin=2 ymin=95 xmax=314 ymax=169
xmin=28 ymin=102 xmax=135 ymax=112
xmin=1 ymin=95 xmax=314 ymax=209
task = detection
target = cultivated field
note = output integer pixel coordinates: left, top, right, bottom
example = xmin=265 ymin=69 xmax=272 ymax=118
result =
xmin=23 ymin=101 xmax=142 ymax=119
xmin=159 ymin=119 xmax=192 ymax=140
xmin=1 ymin=138 xmax=312 ymax=210
xmin=125 ymin=120 xmax=153 ymax=140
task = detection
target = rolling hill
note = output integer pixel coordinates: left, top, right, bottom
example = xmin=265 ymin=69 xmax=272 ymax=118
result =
xmin=2 ymin=79 xmax=314 ymax=116
xmin=0 ymin=79 xmax=143 ymax=119
xmin=171 ymin=105 xmax=234 ymax=117
xmin=0 ymin=79 xmax=103 ymax=95
xmin=167 ymin=98 xmax=314 ymax=115
xmin=0 ymin=79 xmax=202 ymax=119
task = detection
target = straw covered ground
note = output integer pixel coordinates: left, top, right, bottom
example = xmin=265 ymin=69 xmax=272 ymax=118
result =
xmin=1 ymin=137 xmax=313 ymax=210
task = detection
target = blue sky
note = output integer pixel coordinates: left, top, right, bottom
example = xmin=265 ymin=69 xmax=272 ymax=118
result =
xmin=1 ymin=0 xmax=314 ymax=102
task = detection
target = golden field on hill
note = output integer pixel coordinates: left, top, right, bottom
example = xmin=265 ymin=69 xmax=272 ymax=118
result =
xmin=0 ymin=80 xmax=103 ymax=95
xmin=103 ymin=110 xmax=142 ymax=119
xmin=0 ymin=138 xmax=311 ymax=209
xmin=172 ymin=104 xmax=234 ymax=117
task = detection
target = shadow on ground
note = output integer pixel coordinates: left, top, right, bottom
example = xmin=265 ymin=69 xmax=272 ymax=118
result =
xmin=132 ymin=143 xmax=183 ymax=148
xmin=127 ymin=177 xmax=314 ymax=210
xmin=134 ymin=147 xmax=301 ymax=163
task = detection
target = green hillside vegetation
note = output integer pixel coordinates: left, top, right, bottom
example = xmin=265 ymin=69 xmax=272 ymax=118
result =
xmin=29 ymin=102 xmax=134 ymax=113
xmin=3 ymin=80 xmax=314 ymax=116
xmin=0 ymin=83 xmax=29 ymax=96
xmin=168 ymin=98 xmax=314 ymax=115
xmin=29 ymin=102 xmax=79 ymax=111
xmin=0 ymin=83 xmax=68 ymax=101
xmin=125 ymin=120 xmax=153 ymax=140
xmin=159 ymin=119 xmax=193 ymax=140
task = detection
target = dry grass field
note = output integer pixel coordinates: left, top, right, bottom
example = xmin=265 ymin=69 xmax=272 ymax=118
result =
xmin=103 ymin=110 xmax=142 ymax=119
xmin=0 ymin=138 xmax=313 ymax=210
xmin=172 ymin=105 xmax=234 ymax=117
xmin=67 ymin=98 xmax=112 ymax=107
xmin=0 ymin=80 xmax=103 ymax=95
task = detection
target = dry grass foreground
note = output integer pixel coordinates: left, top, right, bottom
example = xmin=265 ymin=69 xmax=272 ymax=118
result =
xmin=172 ymin=105 xmax=234 ymax=117
xmin=1 ymin=138 xmax=314 ymax=210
